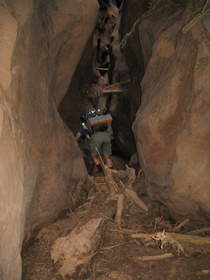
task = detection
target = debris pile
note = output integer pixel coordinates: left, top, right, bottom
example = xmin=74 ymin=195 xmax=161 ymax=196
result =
xmin=44 ymin=166 xmax=210 ymax=279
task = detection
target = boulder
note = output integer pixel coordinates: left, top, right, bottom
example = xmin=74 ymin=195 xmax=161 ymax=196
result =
xmin=133 ymin=6 xmax=210 ymax=220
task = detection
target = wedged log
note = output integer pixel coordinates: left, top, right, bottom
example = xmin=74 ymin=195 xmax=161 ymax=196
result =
xmin=125 ymin=188 xmax=148 ymax=212
xmin=102 ymin=80 xmax=130 ymax=94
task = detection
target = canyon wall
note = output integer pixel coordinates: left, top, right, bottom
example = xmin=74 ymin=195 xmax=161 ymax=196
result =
xmin=0 ymin=0 xmax=98 ymax=279
xmin=121 ymin=0 xmax=210 ymax=220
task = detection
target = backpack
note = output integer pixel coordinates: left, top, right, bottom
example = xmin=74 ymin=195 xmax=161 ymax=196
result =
xmin=87 ymin=113 xmax=112 ymax=131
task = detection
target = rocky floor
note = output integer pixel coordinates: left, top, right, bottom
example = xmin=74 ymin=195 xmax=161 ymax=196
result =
xmin=22 ymin=165 xmax=210 ymax=280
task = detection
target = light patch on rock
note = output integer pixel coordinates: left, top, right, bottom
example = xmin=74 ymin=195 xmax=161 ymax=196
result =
xmin=156 ymin=39 xmax=175 ymax=58
xmin=0 ymin=6 xmax=17 ymax=90
xmin=0 ymin=108 xmax=4 ymax=137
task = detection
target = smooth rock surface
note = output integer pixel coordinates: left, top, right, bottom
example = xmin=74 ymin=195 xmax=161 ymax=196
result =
xmin=0 ymin=0 xmax=98 ymax=279
xmin=133 ymin=6 xmax=210 ymax=219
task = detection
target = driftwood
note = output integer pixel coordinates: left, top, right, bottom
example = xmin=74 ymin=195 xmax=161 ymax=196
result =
xmin=131 ymin=231 xmax=210 ymax=250
xmin=187 ymin=227 xmax=210 ymax=235
xmin=104 ymin=167 xmax=119 ymax=195
xmin=125 ymin=188 xmax=148 ymax=212
xmin=137 ymin=253 xmax=174 ymax=261
xmin=102 ymin=80 xmax=130 ymax=94
xmin=125 ymin=165 xmax=136 ymax=186
xmin=115 ymin=194 xmax=125 ymax=226
xmin=104 ymin=166 xmax=148 ymax=214
xmin=54 ymin=160 xmax=148 ymax=278
xmin=173 ymin=219 xmax=190 ymax=232
xmin=93 ymin=160 xmax=148 ymax=227
xmin=168 ymin=232 xmax=210 ymax=246
xmin=131 ymin=232 xmax=210 ymax=245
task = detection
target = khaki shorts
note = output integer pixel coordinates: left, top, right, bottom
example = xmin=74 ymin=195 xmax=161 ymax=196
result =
xmin=90 ymin=131 xmax=112 ymax=156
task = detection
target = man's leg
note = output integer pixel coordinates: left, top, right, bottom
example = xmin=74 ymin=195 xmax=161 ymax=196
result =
xmin=90 ymin=134 xmax=102 ymax=174
xmin=104 ymin=154 xmax=113 ymax=168
xmin=101 ymin=133 xmax=113 ymax=168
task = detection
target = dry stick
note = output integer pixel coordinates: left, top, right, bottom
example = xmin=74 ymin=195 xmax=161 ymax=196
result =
xmin=168 ymin=232 xmax=210 ymax=246
xmin=96 ymin=67 xmax=109 ymax=71
xmin=110 ymin=228 xmax=143 ymax=234
xmin=187 ymin=227 xmax=210 ymax=235
xmin=103 ymin=89 xmax=124 ymax=94
xmin=137 ymin=253 xmax=174 ymax=261
xmin=104 ymin=167 xmax=119 ymax=194
xmin=100 ymin=243 xmax=125 ymax=251
xmin=115 ymin=194 xmax=125 ymax=226
xmin=173 ymin=219 xmax=190 ymax=232
xmin=111 ymin=166 xmax=147 ymax=213
xmin=95 ymin=147 xmax=115 ymax=193
xmin=131 ymin=232 xmax=210 ymax=247
xmin=125 ymin=165 xmax=136 ymax=186
xmin=125 ymin=188 xmax=148 ymax=212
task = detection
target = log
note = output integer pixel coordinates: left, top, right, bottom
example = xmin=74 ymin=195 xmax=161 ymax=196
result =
xmin=125 ymin=165 xmax=136 ymax=186
xmin=102 ymin=80 xmax=130 ymax=94
xmin=173 ymin=219 xmax=190 ymax=232
xmin=131 ymin=232 xmax=152 ymax=240
xmin=187 ymin=227 xmax=210 ymax=235
xmin=137 ymin=253 xmax=174 ymax=261
xmin=125 ymin=188 xmax=148 ymax=212
xmin=131 ymin=232 xmax=210 ymax=247
xmin=115 ymin=194 xmax=125 ymax=226
xmin=103 ymin=89 xmax=124 ymax=93
xmin=104 ymin=167 xmax=119 ymax=195
xmin=168 ymin=232 xmax=210 ymax=246
xmin=96 ymin=67 xmax=109 ymax=71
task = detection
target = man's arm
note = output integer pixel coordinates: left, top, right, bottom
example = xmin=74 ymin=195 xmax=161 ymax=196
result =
xmin=75 ymin=131 xmax=82 ymax=140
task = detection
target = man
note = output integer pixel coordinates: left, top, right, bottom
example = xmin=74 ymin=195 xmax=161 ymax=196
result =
xmin=76 ymin=110 xmax=113 ymax=173
xmin=75 ymin=117 xmax=91 ymax=141
xmin=89 ymin=123 xmax=113 ymax=170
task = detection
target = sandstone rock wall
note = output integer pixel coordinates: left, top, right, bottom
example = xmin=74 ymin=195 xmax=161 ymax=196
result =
xmin=0 ymin=0 xmax=98 ymax=279
xmin=123 ymin=2 xmax=210 ymax=220
xmin=58 ymin=34 xmax=96 ymax=134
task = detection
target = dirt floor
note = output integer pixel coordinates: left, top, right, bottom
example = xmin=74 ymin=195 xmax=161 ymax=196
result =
xmin=22 ymin=166 xmax=210 ymax=280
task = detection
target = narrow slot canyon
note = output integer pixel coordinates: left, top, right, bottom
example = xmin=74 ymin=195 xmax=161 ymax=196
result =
xmin=0 ymin=1 xmax=209 ymax=280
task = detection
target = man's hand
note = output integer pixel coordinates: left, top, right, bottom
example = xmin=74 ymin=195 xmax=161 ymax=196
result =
xmin=75 ymin=132 xmax=81 ymax=140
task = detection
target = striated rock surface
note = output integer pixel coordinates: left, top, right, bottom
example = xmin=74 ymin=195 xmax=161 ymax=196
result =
xmin=0 ymin=0 xmax=98 ymax=279
xmin=130 ymin=3 xmax=210 ymax=220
